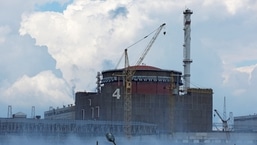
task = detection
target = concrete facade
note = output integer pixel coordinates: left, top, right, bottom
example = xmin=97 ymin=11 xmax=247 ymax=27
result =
xmin=44 ymin=105 xmax=75 ymax=120
xmin=75 ymin=66 xmax=213 ymax=134
xmin=234 ymin=114 xmax=257 ymax=132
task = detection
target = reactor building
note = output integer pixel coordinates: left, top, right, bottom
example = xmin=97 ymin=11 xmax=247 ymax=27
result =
xmin=75 ymin=9 xmax=213 ymax=135
xmin=37 ymin=8 xmax=213 ymax=136
xmin=41 ymin=8 xmax=213 ymax=135
xmin=75 ymin=65 xmax=213 ymax=134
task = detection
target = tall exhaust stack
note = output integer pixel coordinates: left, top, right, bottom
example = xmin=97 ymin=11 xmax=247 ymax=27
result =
xmin=183 ymin=9 xmax=193 ymax=92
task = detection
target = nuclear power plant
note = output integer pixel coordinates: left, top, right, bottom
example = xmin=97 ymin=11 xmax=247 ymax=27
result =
xmin=75 ymin=65 xmax=213 ymax=135
xmin=1 ymin=9 xmax=257 ymax=144
xmin=74 ymin=9 xmax=212 ymax=135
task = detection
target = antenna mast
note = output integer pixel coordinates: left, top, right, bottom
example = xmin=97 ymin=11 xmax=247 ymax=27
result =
xmin=7 ymin=105 xmax=12 ymax=118
xmin=31 ymin=106 xmax=35 ymax=119
xmin=223 ymin=96 xmax=227 ymax=121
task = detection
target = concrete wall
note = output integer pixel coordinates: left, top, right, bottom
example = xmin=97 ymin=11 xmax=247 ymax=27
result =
xmin=75 ymin=67 xmax=213 ymax=134
xmin=75 ymin=88 xmax=213 ymax=133
xmin=234 ymin=114 xmax=257 ymax=132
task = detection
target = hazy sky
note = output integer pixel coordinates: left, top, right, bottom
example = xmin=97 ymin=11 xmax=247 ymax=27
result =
xmin=0 ymin=0 xmax=257 ymax=121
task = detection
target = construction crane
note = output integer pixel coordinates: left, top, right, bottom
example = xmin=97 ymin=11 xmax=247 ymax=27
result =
xmin=123 ymin=23 xmax=166 ymax=138
xmin=214 ymin=109 xmax=230 ymax=131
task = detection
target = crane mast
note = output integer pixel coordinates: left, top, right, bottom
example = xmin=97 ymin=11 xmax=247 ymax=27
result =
xmin=214 ymin=109 xmax=230 ymax=131
xmin=123 ymin=23 xmax=166 ymax=138
xmin=136 ymin=23 xmax=166 ymax=65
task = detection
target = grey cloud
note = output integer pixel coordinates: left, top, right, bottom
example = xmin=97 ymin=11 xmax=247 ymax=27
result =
xmin=109 ymin=6 xmax=128 ymax=19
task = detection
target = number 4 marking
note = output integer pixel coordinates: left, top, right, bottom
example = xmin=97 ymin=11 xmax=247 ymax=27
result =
xmin=112 ymin=88 xmax=121 ymax=99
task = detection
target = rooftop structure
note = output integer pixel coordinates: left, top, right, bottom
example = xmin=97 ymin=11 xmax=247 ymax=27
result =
xmin=44 ymin=105 xmax=75 ymax=120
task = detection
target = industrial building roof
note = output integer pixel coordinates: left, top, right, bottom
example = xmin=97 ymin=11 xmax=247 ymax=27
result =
xmin=102 ymin=65 xmax=182 ymax=74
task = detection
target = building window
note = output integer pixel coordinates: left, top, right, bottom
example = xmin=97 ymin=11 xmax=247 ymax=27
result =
xmin=91 ymin=107 xmax=94 ymax=119
xmin=95 ymin=106 xmax=100 ymax=118
xmin=81 ymin=109 xmax=85 ymax=120
xmin=88 ymin=99 xmax=91 ymax=106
